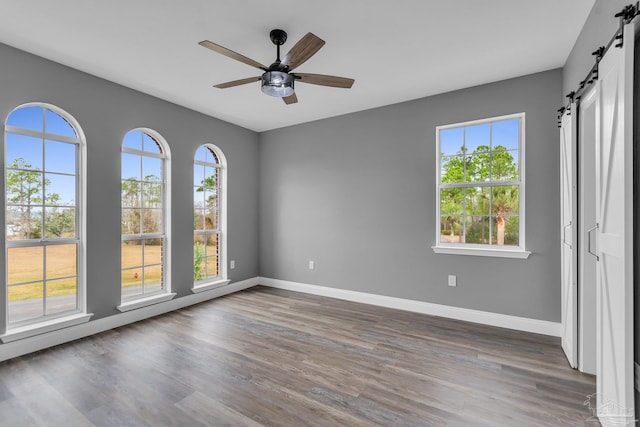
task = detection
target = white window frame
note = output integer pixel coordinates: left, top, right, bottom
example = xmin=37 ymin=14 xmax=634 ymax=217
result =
xmin=118 ymin=128 xmax=174 ymax=310
xmin=2 ymin=103 xmax=91 ymax=339
xmin=192 ymin=143 xmax=229 ymax=293
xmin=432 ymin=113 xmax=530 ymax=259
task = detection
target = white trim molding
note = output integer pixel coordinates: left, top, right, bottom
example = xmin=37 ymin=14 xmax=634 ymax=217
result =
xmin=432 ymin=246 xmax=531 ymax=259
xmin=259 ymin=277 xmax=561 ymax=337
xmin=0 ymin=277 xmax=259 ymax=362
xmin=191 ymin=279 xmax=231 ymax=294
xmin=1 ymin=313 xmax=93 ymax=343
xmin=117 ymin=292 xmax=177 ymax=312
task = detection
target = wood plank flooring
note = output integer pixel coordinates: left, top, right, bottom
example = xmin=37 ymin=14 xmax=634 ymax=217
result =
xmin=0 ymin=286 xmax=599 ymax=426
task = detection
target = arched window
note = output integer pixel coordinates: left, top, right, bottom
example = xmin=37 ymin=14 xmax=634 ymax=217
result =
xmin=193 ymin=144 xmax=226 ymax=287
xmin=4 ymin=104 xmax=85 ymax=327
xmin=121 ymin=129 xmax=170 ymax=303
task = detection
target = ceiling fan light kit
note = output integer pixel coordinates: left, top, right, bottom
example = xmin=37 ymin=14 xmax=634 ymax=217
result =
xmin=199 ymin=29 xmax=354 ymax=104
xmin=261 ymin=71 xmax=295 ymax=97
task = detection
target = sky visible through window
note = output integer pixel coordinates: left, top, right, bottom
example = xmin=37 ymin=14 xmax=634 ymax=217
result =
xmin=121 ymin=131 xmax=162 ymax=182
xmin=440 ymin=119 xmax=519 ymax=161
xmin=5 ymin=106 xmax=78 ymax=205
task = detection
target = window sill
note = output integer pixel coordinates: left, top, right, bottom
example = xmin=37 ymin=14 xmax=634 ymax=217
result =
xmin=191 ymin=279 xmax=231 ymax=294
xmin=0 ymin=312 xmax=93 ymax=343
xmin=432 ymin=246 xmax=531 ymax=259
xmin=117 ymin=293 xmax=177 ymax=312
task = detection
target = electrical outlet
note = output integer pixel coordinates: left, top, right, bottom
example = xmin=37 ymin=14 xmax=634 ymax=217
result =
xmin=230 ymin=260 xmax=236 ymax=270
xmin=308 ymin=260 xmax=315 ymax=270
xmin=448 ymin=275 xmax=457 ymax=287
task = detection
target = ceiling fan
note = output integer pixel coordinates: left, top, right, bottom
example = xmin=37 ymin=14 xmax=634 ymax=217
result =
xmin=199 ymin=29 xmax=355 ymax=105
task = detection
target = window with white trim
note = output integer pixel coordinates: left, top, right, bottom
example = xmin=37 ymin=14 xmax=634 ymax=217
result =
xmin=121 ymin=129 xmax=170 ymax=302
xmin=193 ymin=144 xmax=226 ymax=286
xmin=435 ymin=113 xmax=527 ymax=257
xmin=4 ymin=104 xmax=85 ymax=327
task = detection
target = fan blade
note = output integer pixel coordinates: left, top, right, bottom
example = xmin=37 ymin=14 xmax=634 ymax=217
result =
xmin=295 ymin=73 xmax=355 ymax=88
xmin=283 ymin=93 xmax=298 ymax=105
xmin=214 ymin=77 xmax=261 ymax=89
xmin=199 ymin=40 xmax=267 ymax=71
xmin=281 ymin=33 xmax=325 ymax=71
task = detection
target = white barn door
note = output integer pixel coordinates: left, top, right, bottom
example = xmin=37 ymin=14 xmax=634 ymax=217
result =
xmin=560 ymin=107 xmax=577 ymax=369
xmin=595 ymin=20 xmax=636 ymax=426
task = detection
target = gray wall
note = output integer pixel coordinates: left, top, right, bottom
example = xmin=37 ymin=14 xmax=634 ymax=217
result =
xmin=0 ymin=42 xmax=260 ymax=329
xmin=259 ymin=69 xmax=563 ymax=322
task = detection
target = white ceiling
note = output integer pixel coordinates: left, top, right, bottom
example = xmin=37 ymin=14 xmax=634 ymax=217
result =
xmin=0 ymin=1 xmax=594 ymax=132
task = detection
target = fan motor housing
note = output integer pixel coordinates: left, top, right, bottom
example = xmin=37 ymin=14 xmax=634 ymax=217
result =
xmin=269 ymin=29 xmax=287 ymax=46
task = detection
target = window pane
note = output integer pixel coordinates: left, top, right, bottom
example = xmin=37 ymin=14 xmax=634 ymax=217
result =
xmin=121 ymin=268 xmax=142 ymax=298
xmin=45 ymin=140 xmax=76 ymax=174
xmin=6 ymin=170 xmax=43 ymax=205
xmin=143 ymin=239 xmax=163 ymax=266
xmin=440 ymin=128 xmax=464 ymax=156
xmin=195 ymin=146 xmax=207 ymax=162
xmin=8 ymin=246 xmax=43 ymax=284
xmin=491 ymin=149 xmax=519 ymax=181
xmin=45 ymin=110 xmax=77 ymax=138
xmin=8 ymin=282 xmax=44 ymax=323
xmin=122 ymin=131 xmax=142 ymax=151
xmin=144 ymin=281 xmax=163 ymax=295
xmin=142 ymin=156 xmax=162 ymax=181
xmin=194 ymin=164 xmax=205 ymax=189
xmin=440 ymin=215 xmax=461 ymax=243
xmin=6 ymin=133 xmax=43 ymax=170
xmin=492 ymin=119 xmax=519 ymax=151
xmin=121 ymin=208 xmax=140 ymax=234
xmin=440 ymin=188 xmax=464 ymax=216
xmin=143 ymin=134 xmax=161 ymax=154
xmin=6 ymin=206 xmax=43 ymax=240
xmin=44 ymin=208 xmax=76 ymax=239
xmin=465 ymin=187 xmax=490 ymax=216
xmin=465 ymin=123 xmax=490 ymax=153
xmin=205 ymin=209 xmax=218 ymax=231
xmin=194 ymin=186 xmax=206 ymax=209
xmin=122 ymin=180 xmax=141 ymax=208
xmin=203 ymin=167 xmax=216 ymax=187
xmin=122 ymin=240 xmax=142 ymax=269
xmin=46 ymin=244 xmax=76 ymax=280
xmin=440 ymin=156 xmax=464 ymax=184
xmin=194 ymin=209 xmax=205 ymax=231
xmin=492 ymin=186 xmax=519 ymax=215
xmin=46 ymin=278 xmax=77 ymax=315
xmin=143 ymin=182 xmax=162 ymax=208
xmin=465 ymin=153 xmax=490 ymax=182
xmin=143 ymin=265 xmax=163 ymax=290
xmin=6 ymin=106 xmax=43 ymax=131
xmin=205 ymin=256 xmax=219 ymax=278
xmin=194 ymin=237 xmax=206 ymax=281
xmin=466 ymin=216 xmax=491 ymax=244
xmin=142 ymin=209 xmax=162 ymax=234
xmin=122 ymin=153 xmax=141 ymax=180
xmin=492 ymin=216 xmax=519 ymax=246
xmin=45 ymin=173 xmax=76 ymax=206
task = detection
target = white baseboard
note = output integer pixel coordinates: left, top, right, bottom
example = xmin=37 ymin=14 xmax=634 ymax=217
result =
xmin=258 ymin=277 xmax=561 ymax=337
xmin=0 ymin=277 xmax=259 ymax=362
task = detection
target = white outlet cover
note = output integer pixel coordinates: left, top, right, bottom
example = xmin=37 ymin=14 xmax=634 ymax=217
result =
xmin=448 ymin=275 xmax=457 ymax=286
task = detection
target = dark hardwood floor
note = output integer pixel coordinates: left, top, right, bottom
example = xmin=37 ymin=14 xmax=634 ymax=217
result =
xmin=0 ymin=286 xmax=598 ymax=426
